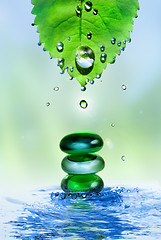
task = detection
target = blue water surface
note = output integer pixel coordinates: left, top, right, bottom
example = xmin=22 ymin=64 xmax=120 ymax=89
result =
xmin=1 ymin=186 xmax=161 ymax=239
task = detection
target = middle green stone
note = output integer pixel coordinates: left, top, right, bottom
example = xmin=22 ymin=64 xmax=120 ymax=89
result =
xmin=60 ymin=132 xmax=103 ymax=154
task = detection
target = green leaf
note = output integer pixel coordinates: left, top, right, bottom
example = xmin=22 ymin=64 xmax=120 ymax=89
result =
xmin=31 ymin=0 xmax=139 ymax=87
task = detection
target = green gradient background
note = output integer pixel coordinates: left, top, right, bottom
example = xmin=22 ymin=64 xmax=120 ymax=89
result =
xmin=0 ymin=0 xmax=161 ymax=190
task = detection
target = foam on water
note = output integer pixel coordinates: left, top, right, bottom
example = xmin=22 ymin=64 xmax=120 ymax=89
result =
xmin=1 ymin=186 xmax=161 ymax=239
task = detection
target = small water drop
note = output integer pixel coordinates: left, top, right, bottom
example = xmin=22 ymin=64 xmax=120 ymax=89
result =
xmin=90 ymin=80 xmax=94 ymax=84
xmin=69 ymin=76 xmax=73 ymax=80
xmin=85 ymin=1 xmax=92 ymax=11
xmin=117 ymin=41 xmax=121 ymax=47
xmin=111 ymin=58 xmax=116 ymax=64
xmin=111 ymin=38 xmax=116 ymax=45
xmin=121 ymin=156 xmax=126 ymax=161
xmin=87 ymin=32 xmax=92 ymax=39
xmin=75 ymin=46 xmax=95 ymax=75
xmin=60 ymin=70 xmax=64 ymax=74
xmin=122 ymin=84 xmax=127 ymax=90
xmin=68 ymin=37 xmax=71 ymax=41
xmin=127 ymin=38 xmax=131 ymax=43
xmin=57 ymin=42 xmax=64 ymax=52
xmin=43 ymin=47 xmax=46 ymax=51
xmin=111 ymin=123 xmax=115 ymax=127
xmin=93 ymin=9 xmax=98 ymax=15
xmin=46 ymin=102 xmax=50 ymax=107
xmin=50 ymin=57 xmax=53 ymax=59
xmin=81 ymin=193 xmax=87 ymax=198
xmin=38 ymin=42 xmax=41 ymax=46
xmin=54 ymin=87 xmax=59 ymax=91
xmin=100 ymin=53 xmax=107 ymax=63
xmin=86 ymin=78 xmax=89 ymax=83
xmin=96 ymin=74 xmax=101 ymax=79
xmin=75 ymin=5 xmax=82 ymax=17
xmin=123 ymin=40 xmax=126 ymax=44
xmin=120 ymin=47 xmax=125 ymax=51
xmin=70 ymin=66 xmax=74 ymax=72
xmin=81 ymin=86 xmax=86 ymax=91
xmin=31 ymin=23 xmax=35 ymax=26
xmin=80 ymin=100 xmax=88 ymax=109
xmin=100 ymin=45 xmax=105 ymax=52
xmin=58 ymin=58 xmax=64 ymax=68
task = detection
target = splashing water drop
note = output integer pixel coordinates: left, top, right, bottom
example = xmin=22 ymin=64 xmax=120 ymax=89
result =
xmin=111 ymin=38 xmax=116 ymax=45
xmin=87 ymin=32 xmax=92 ymax=39
xmin=100 ymin=53 xmax=107 ymax=63
xmin=80 ymin=100 xmax=88 ymax=109
xmin=122 ymin=84 xmax=127 ymax=90
xmin=100 ymin=45 xmax=105 ymax=52
xmin=75 ymin=5 xmax=82 ymax=17
xmin=85 ymin=1 xmax=92 ymax=12
xmin=93 ymin=9 xmax=98 ymax=15
xmin=54 ymin=87 xmax=59 ymax=91
xmin=121 ymin=156 xmax=126 ymax=161
xmin=57 ymin=42 xmax=64 ymax=52
xmin=75 ymin=46 xmax=95 ymax=75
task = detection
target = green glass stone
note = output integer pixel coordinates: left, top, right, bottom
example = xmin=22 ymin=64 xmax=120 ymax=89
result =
xmin=61 ymin=154 xmax=105 ymax=174
xmin=61 ymin=174 xmax=104 ymax=193
xmin=60 ymin=132 xmax=103 ymax=154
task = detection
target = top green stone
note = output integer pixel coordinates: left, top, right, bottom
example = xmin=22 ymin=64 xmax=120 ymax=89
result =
xmin=60 ymin=132 xmax=103 ymax=154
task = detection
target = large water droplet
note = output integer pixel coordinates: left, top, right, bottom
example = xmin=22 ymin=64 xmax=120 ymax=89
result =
xmin=80 ymin=100 xmax=88 ymax=109
xmin=111 ymin=38 xmax=116 ymax=45
xmin=93 ymin=9 xmax=98 ymax=15
xmin=57 ymin=42 xmax=64 ymax=52
xmin=85 ymin=1 xmax=92 ymax=12
xmin=75 ymin=5 xmax=82 ymax=17
xmin=100 ymin=53 xmax=107 ymax=63
xmin=87 ymin=32 xmax=92 ymax=39
xmin=100 ymin=45 xmax=105 ymax=52
xmin=75 ymin=46 xmax=95 ymax=75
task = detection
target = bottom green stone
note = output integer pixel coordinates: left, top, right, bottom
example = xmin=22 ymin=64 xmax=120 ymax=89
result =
xmin=61 ymin=174 xmax=104 ymax=193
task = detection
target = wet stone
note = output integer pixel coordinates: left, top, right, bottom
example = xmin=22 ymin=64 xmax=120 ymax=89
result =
xmin=61 ymin=174 xmax=104 ymax=193
xmin=60 ymin=132 xmax=104 ymax=154
xmin=61 ymin=154 xmax=105 ymax=174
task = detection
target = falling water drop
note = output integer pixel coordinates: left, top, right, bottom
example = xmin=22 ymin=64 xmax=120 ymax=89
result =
xmin=80 ymin=100 xmax=88 ymax=109
xmin=100 ymin=45 xmax=105 ymax=52
xmin=93 ymin=9 xmax=98 ymax=15
xmin=122 ymin=84 xmax=127 ymax=90
xmin=85 ymin=1 xmax=92 ymax=12
xmin=75 ymin=46 xmax=95 ymax=75
xmin=46 ymin=102 xmax=50 ymax=107
xmin=87 ymin=32 xmax=92 ymax=39
xmin=54 ymin=87 xmax=59 ymax=91
xmin=111 ymin=38 xmax=116 ymax=45
xmin=57 ymin=42 xmax=64 ymax=52
xmin=81 ymin=86 xmax=86 ymax=91
xmin=100 ymin=53 xmax=107 ymax=63
xmin=121 ymin=156 xmax=126 ymax=161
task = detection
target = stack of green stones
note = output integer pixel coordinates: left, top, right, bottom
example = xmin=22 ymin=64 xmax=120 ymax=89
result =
xmin=60 ymin=132 xmax=105 ymax=193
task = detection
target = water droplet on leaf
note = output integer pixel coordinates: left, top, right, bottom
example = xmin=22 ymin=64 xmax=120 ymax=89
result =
xmin=123 ymin=40 xmax=126 ymax=44
xmin=100 ymin=45 xmax=105 ymax=52
xmin=75 ymin=46 xmax=95 ymax=75
xmin=100 ymin=53 xmax=107 ymax=63
xmin=96 ymin=74 xmax=101 ymax=79
xmin=87 ymin=32 xmax=92 ymax=39
xmin=80 ymin=100 xmax=88 ymax=109
xmin=69 ymin=76 xmax=73 ymax=80
xmin=93 ymin=9 xmax=98 ymax=15
xmin=60 ymin=70 xmax=64 ymax=74
xmin=57 ymin=42 xmax=64 ymax=52
xmin=120 ymin=47 xmax=125 ymax=51
xmin=90 ymin=80 xmax=94 ymax=84
xmin=81 ymin=86 xmax=86 ymax=91
xmin=68 ymin=37 xmax=71 ymax=41
xmin=70 ymin=66 xmax=74 ymax=72
xmin=58 ymin=58 xmax=64 ymax=68
xmin=43 ymin=47 xmax=46 ymax=51
xmin=127 ymin=38 xmax=131 ymax=43
xmin=75 ymin=5 xmax=82 ymax=17
xmin=31 ymin=23 xmax=35 ymax=26
xmin=85 ymin=1 xmax=92 ymax=12
xmin=117 ymin=41 xmax=121 ymax=47
xmin=86 ymin=78 xmax=89 ymax=83
xmin=111 ymin=38 xmax=116 ymax=45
